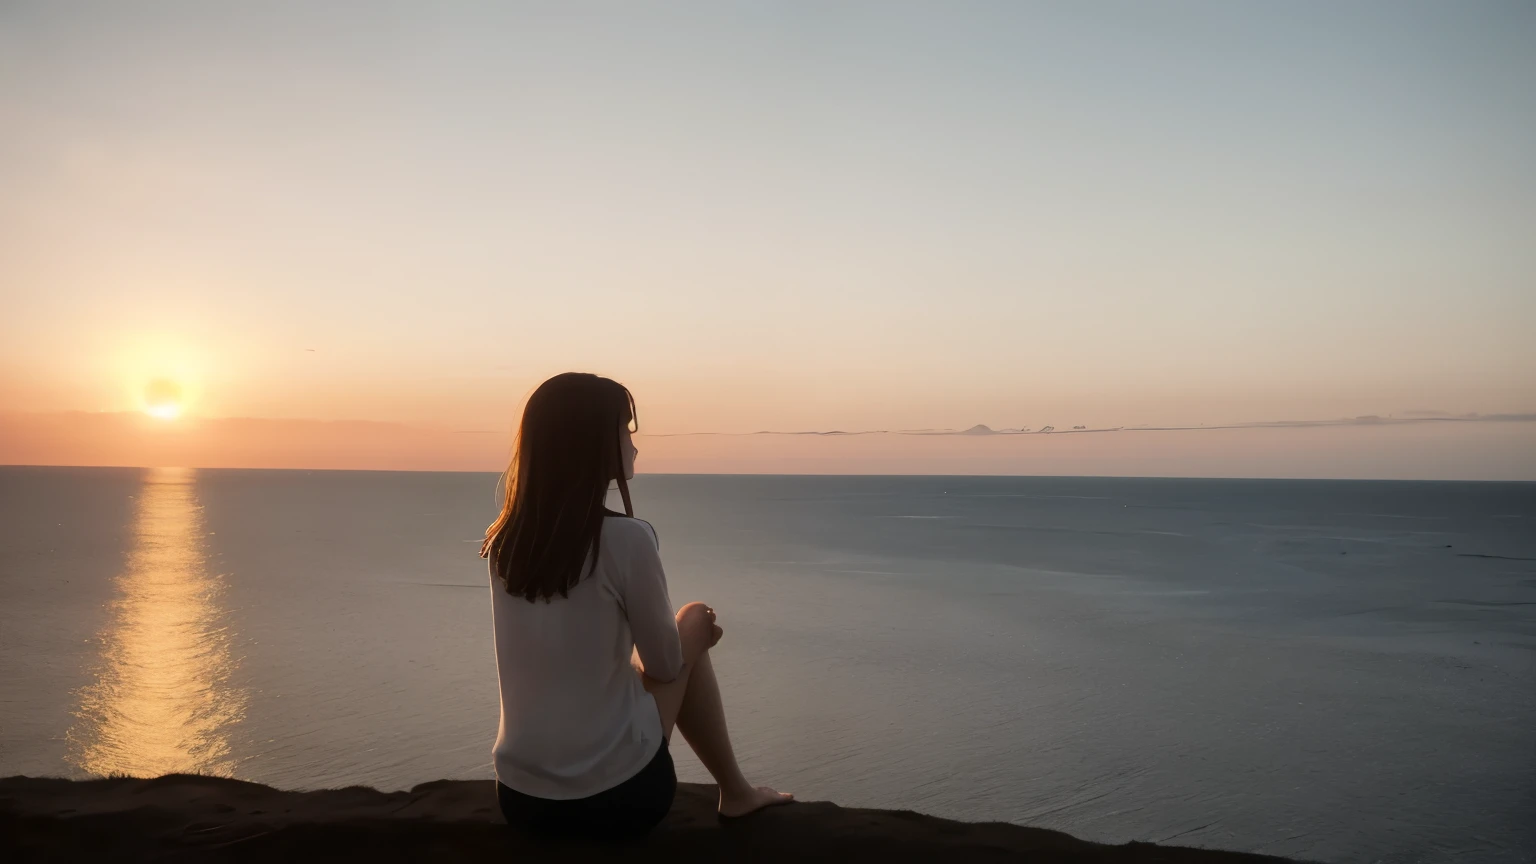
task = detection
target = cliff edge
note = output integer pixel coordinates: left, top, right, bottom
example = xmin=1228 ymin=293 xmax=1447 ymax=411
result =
xmin=1 ymin=774 xmax=1296 ymax=862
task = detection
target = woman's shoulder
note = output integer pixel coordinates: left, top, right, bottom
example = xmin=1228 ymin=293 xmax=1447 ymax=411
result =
xmin=602 ymin=513 xmax=660 ymax=549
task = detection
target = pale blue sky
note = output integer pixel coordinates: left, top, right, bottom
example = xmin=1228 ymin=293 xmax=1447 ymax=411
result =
xmin=2 ymin=1 xmax=1533 ymax=438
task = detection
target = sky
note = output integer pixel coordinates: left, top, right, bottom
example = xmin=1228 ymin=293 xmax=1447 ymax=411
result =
xmin=2 ymin=1 xmax=1533 ymax=477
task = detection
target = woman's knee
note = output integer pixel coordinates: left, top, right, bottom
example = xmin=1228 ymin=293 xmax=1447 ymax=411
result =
xmin=676 ymin=602 xmax=715 ymax=660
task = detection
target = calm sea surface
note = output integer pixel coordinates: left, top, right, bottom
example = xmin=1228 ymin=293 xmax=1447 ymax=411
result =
xmin=1 ymin=467 xmax=1533 ymax=862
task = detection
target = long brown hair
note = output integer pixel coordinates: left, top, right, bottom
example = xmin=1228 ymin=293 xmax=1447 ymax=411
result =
xmin=481 ymin=372 xmax=637 ymax=601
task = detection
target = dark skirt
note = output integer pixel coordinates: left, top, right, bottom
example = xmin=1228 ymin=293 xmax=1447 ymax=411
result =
xmin=497 ymin=738 xmax=677 ymax=841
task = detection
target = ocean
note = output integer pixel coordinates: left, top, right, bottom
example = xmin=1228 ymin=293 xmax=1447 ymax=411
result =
xmin=1 ymin=466 xmax=1532 ymax=863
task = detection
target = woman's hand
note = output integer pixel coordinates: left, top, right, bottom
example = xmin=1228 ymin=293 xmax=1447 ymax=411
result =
xmin=702 ymin=606 xmax=723 ymax=648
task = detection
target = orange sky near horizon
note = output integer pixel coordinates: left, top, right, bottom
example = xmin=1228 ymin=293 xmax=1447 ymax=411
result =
xmin=2 ymin=408 xmax=1533 ymax=481
xmin=2 ymin=3 xmax=1533 ymax=478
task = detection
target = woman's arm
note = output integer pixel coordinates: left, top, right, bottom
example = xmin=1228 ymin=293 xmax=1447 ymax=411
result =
xmin=619 ymin=521 xmax=686 ymax=683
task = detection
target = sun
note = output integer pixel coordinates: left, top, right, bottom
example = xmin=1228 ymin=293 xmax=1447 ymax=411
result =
xmin=143 ymin=378 xmax=184 ymax=420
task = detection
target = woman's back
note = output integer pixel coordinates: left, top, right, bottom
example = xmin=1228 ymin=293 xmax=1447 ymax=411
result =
xmin=489 ymin=515 xmax=682 ymax=800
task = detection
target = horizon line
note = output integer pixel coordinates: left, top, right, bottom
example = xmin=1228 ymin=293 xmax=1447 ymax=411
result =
xmin=3 ymin=463 xmax=1532 ymax=484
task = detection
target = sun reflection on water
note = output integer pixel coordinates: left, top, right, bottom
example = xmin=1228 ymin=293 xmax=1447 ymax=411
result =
xmin=69 ymin=467 xmax=245 ymax=777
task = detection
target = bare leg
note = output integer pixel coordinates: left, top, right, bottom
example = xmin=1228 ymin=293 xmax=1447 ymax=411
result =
xmin=640 ymin=602 xmax=793 ymax=817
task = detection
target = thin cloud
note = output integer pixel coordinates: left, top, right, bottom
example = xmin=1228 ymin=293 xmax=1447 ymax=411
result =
xmin=1127 ymin=413 xmax=1536 ymax=432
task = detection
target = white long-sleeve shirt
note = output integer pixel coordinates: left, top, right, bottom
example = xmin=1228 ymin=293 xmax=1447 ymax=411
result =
xmin=490 ymin=515 xmax=684 ymax=799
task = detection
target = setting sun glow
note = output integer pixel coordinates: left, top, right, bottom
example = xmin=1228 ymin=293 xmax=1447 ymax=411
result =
xmin=143 ymin=379 xmax=184 ymax=421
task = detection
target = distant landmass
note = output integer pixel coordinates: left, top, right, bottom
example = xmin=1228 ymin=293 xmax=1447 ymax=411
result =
xmin=644 ymin=411 xmax=1536 ymax=437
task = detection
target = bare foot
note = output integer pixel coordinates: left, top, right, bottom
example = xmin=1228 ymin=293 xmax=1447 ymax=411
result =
xmin=718 ymin=785 xmax=794 ymax=818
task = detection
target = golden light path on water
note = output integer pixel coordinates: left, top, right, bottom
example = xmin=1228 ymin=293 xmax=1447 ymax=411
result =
xmin=69 ymin=467 xmax=246 ymax=777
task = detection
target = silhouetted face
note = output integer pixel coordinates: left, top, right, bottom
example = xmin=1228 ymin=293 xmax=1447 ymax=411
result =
xmin=620 ymin=424 xmax=637 ymax=480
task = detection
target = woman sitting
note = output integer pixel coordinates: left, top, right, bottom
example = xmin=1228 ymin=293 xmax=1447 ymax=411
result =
xmin=483 ymin=372 xmax=792 ymax=840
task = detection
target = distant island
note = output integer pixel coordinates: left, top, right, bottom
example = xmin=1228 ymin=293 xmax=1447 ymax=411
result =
xmin=640 ymin=411 xmax=1536 ymax=438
